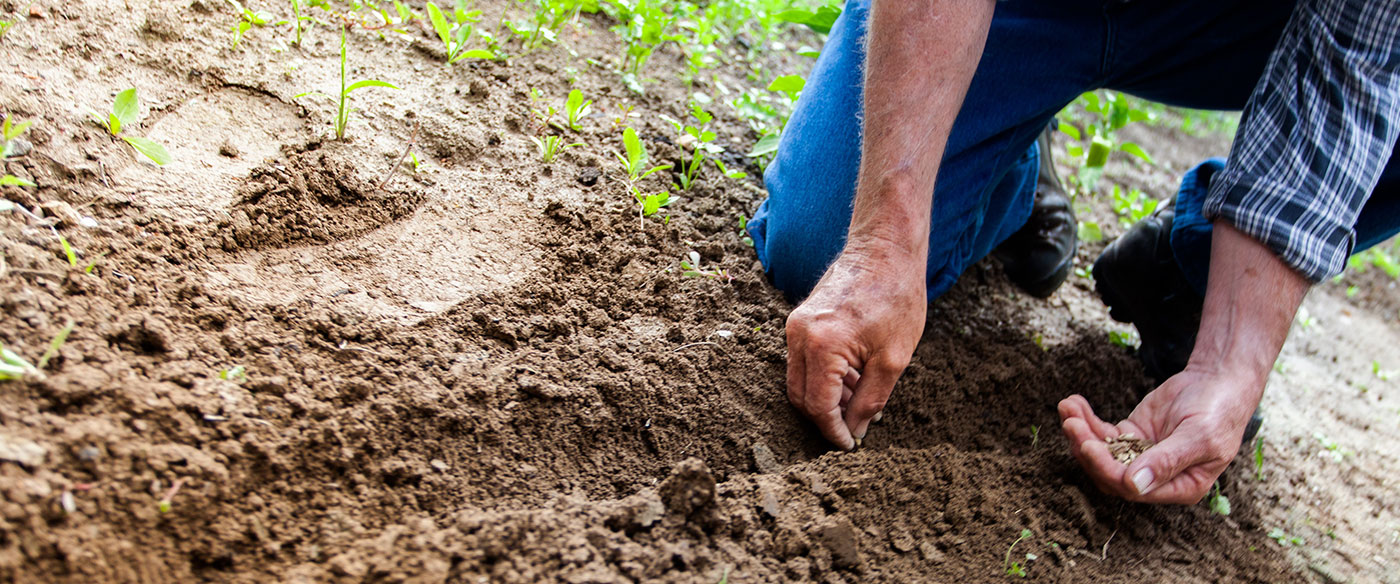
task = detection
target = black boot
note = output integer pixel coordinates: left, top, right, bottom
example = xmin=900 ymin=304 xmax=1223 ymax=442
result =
xmin=1093 ymin=204 xmax=1263 ymax=444
xmin=993 ymin=132 xmax=1079 ymax=298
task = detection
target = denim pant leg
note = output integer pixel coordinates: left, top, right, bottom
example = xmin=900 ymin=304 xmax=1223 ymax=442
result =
xmin=748 ymin=0 xmax=1103 ymax=302
xmin=1173 ymin=156 xmax=1400 ymax=294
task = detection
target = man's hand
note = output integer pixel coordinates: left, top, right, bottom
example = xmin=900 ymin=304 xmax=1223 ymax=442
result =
xmin=1058 ymin=368 xmax=1259 ymax=503
xmin=1063 ymin=222 xmax=1308 ymax=503
xmin=785 ymin=242 xmax=927 ymax=450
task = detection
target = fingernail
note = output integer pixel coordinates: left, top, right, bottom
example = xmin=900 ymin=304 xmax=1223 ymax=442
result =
xmin=852 ymin=436 xmax=862 ymax=449
xmin=1131 ymin=468 xmax=1155 ymax=495
xmin=872 ymin=411 xmax=883 ymax=423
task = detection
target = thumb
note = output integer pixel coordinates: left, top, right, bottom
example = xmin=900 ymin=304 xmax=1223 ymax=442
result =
xmin=1122 ymin=428 xmax=1214 ymax=501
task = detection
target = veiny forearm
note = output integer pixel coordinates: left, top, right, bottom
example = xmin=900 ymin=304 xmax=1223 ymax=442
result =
xmin=850 ymin=0 xmax=995 ymax=259
xmin=1187 ymin=221 xmax=1310 ymax=395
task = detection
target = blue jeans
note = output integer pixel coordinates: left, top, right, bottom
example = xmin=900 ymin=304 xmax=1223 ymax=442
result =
xmin=748 ymin=0 xmax=1400 ymax=302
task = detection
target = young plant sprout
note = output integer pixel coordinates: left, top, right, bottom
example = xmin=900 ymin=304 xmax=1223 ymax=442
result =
xmin=565 ymin=89 xmax=593 ymax=132
xmin=426 ymin=1 xmax=495 ymax=64
xmin=529 ymin=88 xmax=565 ymax=134
xmin=1003 ymin=528 xmax=1033 ymax=578
xmin=1207 ymin=482 xmax=1231 ymax=516
xmin=296 ymin=29 xmax=399 ymax=140
xmin=0 ymin=319 xmax=74 ymax=382
xmin=225 ymin=0 xmax=271 ymax=50
xmin=664 ymin=103 xmax=744 ymax=190
xmin=89 ymin=88 xmax=172 ymax=165
xmin=530 ymin=135 xmax=581 ymax=163
xmin=680 ymin=251 xmax=733 ymax=282
xmin=2 ymin=114 xmax=32 ymax=158
xmin=615 ymin=127 xmax=670 ymax=183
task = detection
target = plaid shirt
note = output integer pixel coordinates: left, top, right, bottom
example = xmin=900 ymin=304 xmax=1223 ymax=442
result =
xmin=1203 ymin=0 xmax=1400 ymax=282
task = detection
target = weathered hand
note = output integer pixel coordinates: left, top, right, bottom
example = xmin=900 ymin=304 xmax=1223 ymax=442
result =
xmin=785 ymin=243 xmax=926 ymax=450
xmin=1058 ymin=368 xmax=1260 ymax=504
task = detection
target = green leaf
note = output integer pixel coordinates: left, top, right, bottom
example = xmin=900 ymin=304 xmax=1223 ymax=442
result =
xmin=0 ymin=175 xmax=35 ymax=187
xmin=58 ymin=234 xmax=77 ymax=266
xmin=1077 ymin=221 xmax=1103 ymax=243
xmin=107 ymin=113 xmax=122 ymax=136
xmin=112 ymin=88 xmax=139 ymax=129
xmin=747 ymin=133 xmax=780 ymax=157
xmin=35 ymin=319 xmax=73 ymax=370
xmin=451 ymin=49 xmax=495 ymax=61
xmin=1086 ymin=136 xmax=1112 ymax=168
xmin=427 ymin=2 xmax=451 ymax=49
xmin=122 ymin=136 xmax=172 ymax=165
xmin=637 ymin=164 xmax=671 ymax=181
xmin=1118 ymin=142 xmax=1154 ymax=164
xmin=3 ymin=117 xmax=32 ymax=141
xmin=623 ymin=127 xmax=644 ymax=169
xmin=766 ymin=75 xmax=805 ymax=101
xmin=345 ymin=79 xmax=399 ymax=93
xmin=1057 ymin=121 xmax=1081 ymax=141
xmin=1209 ymin=491 xmax=1231 ymax=516
xmin=775 ymin=5 xmax=841 ymax=34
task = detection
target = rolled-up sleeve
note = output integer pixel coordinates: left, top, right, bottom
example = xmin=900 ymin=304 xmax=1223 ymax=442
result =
xmin=1203 ymin=0 xmax=1400 ymax=282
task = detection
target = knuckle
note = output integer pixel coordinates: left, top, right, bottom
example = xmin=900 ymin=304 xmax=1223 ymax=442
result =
xmin=870 ymin=352 xmax=909 ymax=373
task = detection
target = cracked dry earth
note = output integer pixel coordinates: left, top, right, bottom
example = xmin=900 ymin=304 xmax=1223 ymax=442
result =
xmin=1 ymin=0 xmax=1397 ymax=582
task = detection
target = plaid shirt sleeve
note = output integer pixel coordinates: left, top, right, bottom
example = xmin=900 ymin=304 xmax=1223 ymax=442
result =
xmin=1203 ymin=0 xmax=1400 ymax=282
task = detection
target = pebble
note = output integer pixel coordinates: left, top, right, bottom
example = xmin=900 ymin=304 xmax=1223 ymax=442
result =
xmin=752 ymin=441 xmax=781 ymax=474
xmin=0 ymin=434 xmax=47 ymax=467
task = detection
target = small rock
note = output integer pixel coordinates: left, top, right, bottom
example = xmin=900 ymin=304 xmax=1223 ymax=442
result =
xmin=3 ymin=137 xmax=32 ymax=158
xmin=429 ymin=459 xmax=449 ymax=472
xmin=752 ymin=441 xmax=781 ymax=474
xmin=758 ymin=484 xmax=781 ymax=519
xmin=658 ymin=457 xmax=716 ymax=516
xmin=76 ymin=446 xmax=101 ymax=462
xmin=576 ymin=167 xmax=601 ymax=187
xmin=39 ymin=200 xmax=81 ymax=227
xmin=918 ymin=541 xmax=946 ymax=564
xmin=219 ymin=140 xmax=241 ymax=158
xmin=817 ymin=518 xmax=862 ymax=569
xmin=0 ymin=434 xmax=47 ymax=467
xmin=28 ymin=4 xmax=44 ymax=18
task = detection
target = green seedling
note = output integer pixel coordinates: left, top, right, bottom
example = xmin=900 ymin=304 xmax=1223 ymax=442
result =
xmin=530 ymin=135 xmax=581 ymax=163
xmin=1207 ymin=482 xmax=1231 ymax=516
xmin=1059 ymin=91 xmax=1155 ymax=190
xmin=615 ymin=127 xmax=670 ymax=183
xmin=157 ymin=478 xmax=186 ymax=513
xmin=0 ymin=175 xmax=33 ymax=187
xmin=426 ymin=1 xmax=495 ymax=63
xmin=1373 ymin=360 xmax=1395 ymax=381
xmin=767 ymin=74 xmax=805 ymax=101
xmin=529 ymin=88 xmax=565 ymax=133
xmin=606 ymin=0 xmax=681 ymax=79
xmin=679 ymin=250 xmax=733 ymax=282
xmin=747 ymin=131 xmax=780 ymax=159
xmin=296 ymin=29 xmax=398 ymax=140
xmin=220 ymin=365 xmax=247 ymax=382
xmin=57 ymin=233 xmax=77 ymax=267
xmin=737 ymin=214 xmax=753 ymax=247
xmin=664 ymin=103 xmax=744 ymax=190
xmin=1253 ymin=437 xmax=1264 ymax=480
xmin=1313 ymin=432 xmax=1353 ymax=462
xmin=1078 ymin=220 xmax=1104 ymax=243
xmin=564 ymin=89 xmax=593 ymax=132
xmin=632 ymin=187 xmax=669 ymax=229
xmin=1 ymin=319 xmax=74 ymax=381
xmin=225 ymin=0 xmax=271 ymax=50
xmin=408 ymin=151 xmax=424 ymax=172
xmin=1268 ymin=527 xmax=1304 ymax=547
xmin=506 ymin=0 xmax=598 ymax=52
xmin=1003 ymin=528 xmax=1033 ymax=578
xmin=1108 ymin=329 xmax=1139 ymax=349
xmin=1109 ymin=184 xmax=1158 ymax=228
xmin=1029 ymin=424 xmax=1040 ymax=447
xmin=88 ymin=89 xmax=171 ymax=165
xmin=2 ymin=114 xmax=33 ymax=158
xmin=0 ymin=20 xmax=12 ymax=39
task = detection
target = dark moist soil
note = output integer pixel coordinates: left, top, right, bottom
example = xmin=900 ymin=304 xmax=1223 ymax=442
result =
xmin=0 ymin=0 xmax=1341 ymax=582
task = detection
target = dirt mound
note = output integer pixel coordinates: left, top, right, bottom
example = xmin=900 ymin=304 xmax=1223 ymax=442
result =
xmin=223 ymin=144 xmax=424 ymax=249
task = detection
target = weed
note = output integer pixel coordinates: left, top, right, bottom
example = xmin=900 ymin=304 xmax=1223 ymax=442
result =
xmin=615 ymin=127 xmax=670 ymax=183
xmin=296 ymin=29 xmax=398 ymax=140
xmin=426 ymin=1 xmax=496 ymax=63
xmin=1313 ymin=432 xmax=1353 ymax=462
xmin=1 ymin=320 xmax=74 ymax=381
xmin=220 ymin=365 xmax=248 ymax=382
xmin=663 ymin=102 xmax=744 ymax=190
xmin=1206 ymin=482 xmax=1231 ymax=516
xmin=1372 ymin=360 xmax=1395 ymax=381
xmin=1268 ymin=527 xmax=1304 ymax=547
xmin=564 ymin=89 xmax=593 ymax=132
xmin=2 ymin=114 xmax=32 ymax=158
xmin=1003 ymin=528 xmax=1033 ymax=578
xmin=226 ymin=0 xmax=272 ymax=50
xmin=1108 ymin=329 xmax=1139 ymax=349
xmin=88 ymin=88 xmax=172 ymax=165
xmin=1253 ymin=437 xmax=1264 ymax=481
xmin=679 ymin=251 xmax=733 ymax=282
xmin=530 ymin=135 xmax=581 ymax=163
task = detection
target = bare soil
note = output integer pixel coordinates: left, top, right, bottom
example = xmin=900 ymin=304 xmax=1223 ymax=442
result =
xmin=1 ymin=1 xmax=1396 ymax=582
